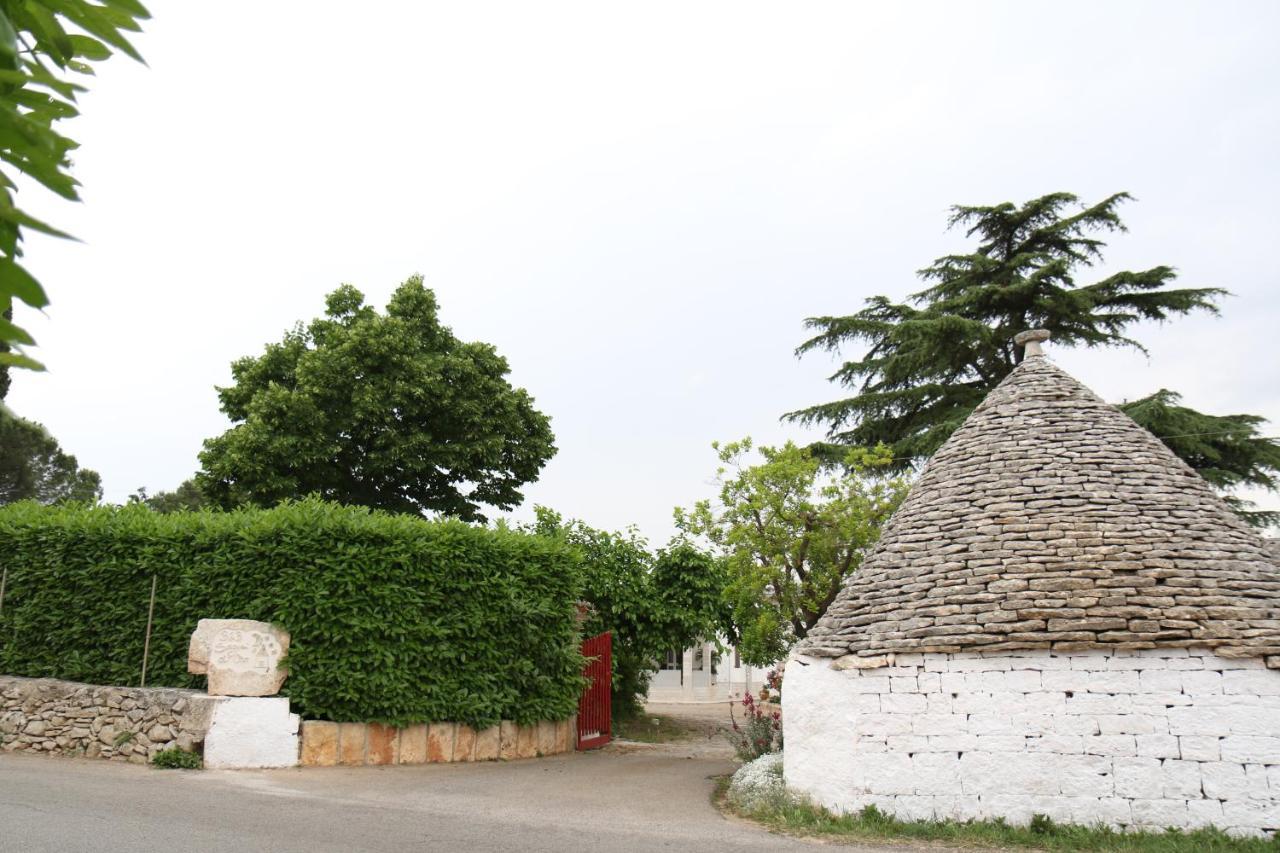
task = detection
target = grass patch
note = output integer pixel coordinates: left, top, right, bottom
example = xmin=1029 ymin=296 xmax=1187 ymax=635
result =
xmin=718 ymin=782 xmax=1276 ymax=852
xmin=613 ymin=713 xmax=709 ymax=744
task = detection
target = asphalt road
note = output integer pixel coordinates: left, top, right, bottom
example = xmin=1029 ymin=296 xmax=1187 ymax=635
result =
xmin=0 ymin=747 xmax=895 ymax=853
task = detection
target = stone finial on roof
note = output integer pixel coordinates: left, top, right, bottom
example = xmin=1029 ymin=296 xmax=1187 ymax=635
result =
xmin=1013 ymin=328 xmax=1051 ymax=357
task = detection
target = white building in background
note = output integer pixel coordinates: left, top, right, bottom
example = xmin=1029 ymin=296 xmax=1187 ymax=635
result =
xmin=647 ymin=637 xmax=772 ymax=703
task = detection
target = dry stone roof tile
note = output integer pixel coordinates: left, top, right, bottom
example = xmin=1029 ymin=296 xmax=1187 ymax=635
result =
xmin=802 ymin=350 xmax=1280 ymax=660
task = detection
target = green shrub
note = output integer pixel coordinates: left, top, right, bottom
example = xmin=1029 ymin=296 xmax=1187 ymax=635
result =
xmin=0 ymin=499 xmax=585 ymax=727
xmin=151 ymin=747 xmax=202 ymax=769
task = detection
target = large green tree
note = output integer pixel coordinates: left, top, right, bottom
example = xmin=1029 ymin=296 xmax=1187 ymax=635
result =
xmin=787 ymin=192 xmax=1279 ymax=527
xmin=0 ymin=407 xmax=101 ymax=504
xmin=1 ymin=1 xmax=150 ymax=371
xmin=675 ymin=440 xmax=909 ymax=666
xmin=529 ymin=507 xmax=726 ymax=719
xmin=198 ymin=277 xmax=556 ymax=522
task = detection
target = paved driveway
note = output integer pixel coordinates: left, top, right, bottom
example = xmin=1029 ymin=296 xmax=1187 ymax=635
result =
xmin=0 ymin=748 xmax=906 ymax=853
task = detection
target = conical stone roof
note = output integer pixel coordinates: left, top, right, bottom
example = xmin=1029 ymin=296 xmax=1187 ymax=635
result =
xmin=802 ymin=341 xmax=1280 ymax=661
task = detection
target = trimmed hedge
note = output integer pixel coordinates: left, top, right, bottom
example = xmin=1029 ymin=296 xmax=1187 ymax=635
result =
xmin=0 ymin=499 xmax=585 ymax=727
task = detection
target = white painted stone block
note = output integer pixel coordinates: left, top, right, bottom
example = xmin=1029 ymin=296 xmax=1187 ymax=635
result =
xmin=911 ymin=753 xmax=962 ymax=794
xmin=845 ymin=676 xmax=890 ymax=694
xmin=1066 ymin=694 xmax=1131 ymax=715
xmin=1158 ymin=760 xmax=1202 ymax=798
xmin=1130 ymin=798 xmax=1189 ymax=829
xmin=1004 ymin=670 xmax=1042 ymax=692
xmin=886 ymin=735 xmax=929 ymax=753
xmin=1042 ymin=670 xmax=1091 ymax=692
xmin=1135 ymin=734 xmax=1180 ymax=759
xmin=1181 ymin=671 xmax=1224 ymax=695
xmin=1054 ymin=715 xmax=1101 ymax=735
xmin=1028 ymin=734 xmax=1083 ymax=754
xmin=1138 ymin=670 xmax=1183 ymax=693
xmin=889 ymin=677 xmax=920 ymax=694
xmin=1113 ymin=757 xmax=1162 ymax=798
xmin=1224 ymin=671 xmax=1280 ymax=697
xmin=1083 ymin=735 xmax=1136 ymax=757
xmin=1055 ymin=755 xmax=1114 ymax=797
xmin=1186 ymin=798 xmax=1224 ymax=826
xmin=854 ymin=714 xmax=912 ymax=736
xmin=1222 ymin=799 xmax=1280 ymax=830
xmin=1202 ymin=763 xmax=1251 ymax=800
xmin=1097 ymin=713 xmax=1159 ymax=735
xmin=912 ymin=714 xmax=968 ymax=736
xmin=1222 ymin=736 xmax=1280 ymax=764
xmin=202 ymin=697 xmax=299 ymax=769
xmin=881 ymin=693 xmax=927 ymax=714
xmin=1178 ymin=735 xmax=1219 ymax=761
xmin=927 ymin=734 xmax=978 ymax=752
xmin=861 ymin=752 xmax=914 ymax=795
xmin=1087 ymin=670 xmax=1139 ymax=694
xmin=1092 ymin=797 xmax=1134 ymax=826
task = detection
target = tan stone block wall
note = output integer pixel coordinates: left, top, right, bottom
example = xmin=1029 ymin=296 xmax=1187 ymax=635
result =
xmin=298 ymin=718 xmax=577 ymax=767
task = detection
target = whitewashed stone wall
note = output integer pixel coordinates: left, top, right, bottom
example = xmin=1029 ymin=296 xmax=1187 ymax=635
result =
xmin=784 ymin=648 xmax=1280 ymax=837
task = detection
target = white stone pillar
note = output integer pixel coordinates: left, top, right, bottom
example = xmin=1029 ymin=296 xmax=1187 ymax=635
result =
xmin=681 ymin=647 xmax=694 ymax=701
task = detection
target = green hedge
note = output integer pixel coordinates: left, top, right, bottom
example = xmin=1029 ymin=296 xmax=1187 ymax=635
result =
xmin=0 ymin=499 xmax=585 ymax=727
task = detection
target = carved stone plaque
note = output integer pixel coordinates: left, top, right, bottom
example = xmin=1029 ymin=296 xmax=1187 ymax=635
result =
xmin=188 ymin=619 xmax=289 ymax=697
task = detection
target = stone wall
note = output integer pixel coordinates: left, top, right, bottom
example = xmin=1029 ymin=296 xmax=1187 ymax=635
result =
xmin=299 ymin=717 xmax=576 ymax=766
xmin=0 ymin=675 xmax=220 ymax=763
xmin=784 ymin=648 xmax=1280 ymax=837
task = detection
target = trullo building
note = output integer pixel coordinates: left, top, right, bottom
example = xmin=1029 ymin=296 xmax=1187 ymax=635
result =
xmin=784 ymin=330 xmax=1280 ymax=836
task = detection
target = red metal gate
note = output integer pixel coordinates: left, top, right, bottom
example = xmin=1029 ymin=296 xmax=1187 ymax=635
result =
xmin=577 ymin=631 xmax=611 ymax=750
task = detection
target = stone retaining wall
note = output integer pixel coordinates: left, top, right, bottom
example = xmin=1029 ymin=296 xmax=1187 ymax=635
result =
xmin=785 ymin=647 xmax=1280 ymax=837
xmin=0 ymin=675 xmax=219 ymax=763
xmin=299 ymin=717 xmax=576 ymax=766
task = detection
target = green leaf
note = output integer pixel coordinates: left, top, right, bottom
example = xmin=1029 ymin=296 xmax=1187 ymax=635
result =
xmin=68 ymin=35 xmax=110 ymax=61
xmin=0 ymin=350 xmax=45 ymax=370
xmin=0 ymin=11 xmax=19 ymax=71
xmin=0 ymin=260 xmax=50 ymax=307
xmin=0 ymin=314 xmax=36 ymax=345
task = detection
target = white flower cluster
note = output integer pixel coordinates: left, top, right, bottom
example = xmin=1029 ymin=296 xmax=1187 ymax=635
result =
xmin=727 ymin=752 xmax=787 ymax=811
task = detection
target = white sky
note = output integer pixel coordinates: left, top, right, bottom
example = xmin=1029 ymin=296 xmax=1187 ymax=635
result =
xmin=7 ymin=1 xmax=1279 ymax=544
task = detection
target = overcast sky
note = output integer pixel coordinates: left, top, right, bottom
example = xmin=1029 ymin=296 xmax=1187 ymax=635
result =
xmin=8 ymin=1 xmax=1279 ymax=543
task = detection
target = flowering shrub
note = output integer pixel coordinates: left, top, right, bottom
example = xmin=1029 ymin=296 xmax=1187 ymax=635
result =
xmin=727 ymin=753 xmax=785 ymax=810
xmin=726 ymin=692 xmax=782 ymax=761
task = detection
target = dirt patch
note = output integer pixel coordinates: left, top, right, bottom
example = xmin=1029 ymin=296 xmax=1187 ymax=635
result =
xmin=608 ymin=702 xmax=741 ymax=758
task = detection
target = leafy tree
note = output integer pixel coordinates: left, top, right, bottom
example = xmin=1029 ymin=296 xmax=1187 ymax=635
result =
xmin=198 ymin=277 xmax=556 ymax=522
xmin=0 ymin=1 xmax=150 ymax=371
xmin=529 ymin=507 xmax=725 ymax=719
xmin=0 ymin=407 xmax=101 ymax=504
xmin=1120 ymin=391 xmax=1280 ymax=528
xmin=129 ymin=479 xmax=204 ymax=513
xmin=675 ymin=440 xmax=909 ymax=666
xmin=787 ymin=192 xmax=1279 ymax=526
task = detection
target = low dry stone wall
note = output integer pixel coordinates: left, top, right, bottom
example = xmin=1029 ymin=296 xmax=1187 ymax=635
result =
xmin=300 ymin=718 xmax=576 ymax=766
xmin=0 ymin=675 xmax=220 ymax=764
xmin=785 ymin=647 xmax=1280 ymax=837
